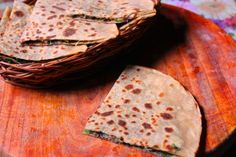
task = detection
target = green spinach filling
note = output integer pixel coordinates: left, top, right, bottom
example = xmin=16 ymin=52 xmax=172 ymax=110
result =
xmin=22 ymin=40 xmax=92 ymax=46
xmin=72 ymin=14 xmax=128 ymax=23
xmin=83 ymin=129 xmax=180 ymax=157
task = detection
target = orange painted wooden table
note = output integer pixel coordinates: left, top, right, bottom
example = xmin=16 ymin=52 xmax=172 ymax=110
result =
xmin=0 ymin=4 xmax=236 ymax=157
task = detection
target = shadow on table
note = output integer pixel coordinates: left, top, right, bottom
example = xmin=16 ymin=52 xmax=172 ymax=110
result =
xmin=205 ymin=131 xmax=236 ymax=157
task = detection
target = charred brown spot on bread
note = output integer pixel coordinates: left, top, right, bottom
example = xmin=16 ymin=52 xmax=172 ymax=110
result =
xmin=47 ymin=15 xmax=57 ymax=20
xmin=151 ymin=118 xmax=157 ymax=125
xmin=160 ymin=113 xmax=173 ymax=120
xmin=59 ymin=14 xmax=64 ymax=18
xmin=20 ymin=50 xmax=27 ymax=53
xmin=164 ymin=127 xmax=174 ymax=133
xmin=101 ymin=111 xmax=113 ymax=117
xmin=163 ymin=139 xmax=168 ymax=144
xmin=124 ymin=132 xmax=129 ymax=135
xmin=14 ymin=11 xmax=24 ymax=17
xmin=36 ymin=29 xmax=42 ymax=34
xmin=125 ymin=114 xmax=130 ymax=118
xmin=107 ymin=120 xmax=114 ymax=125
xmin=69 ymin=20 xmax=76 ymax=27
xmin=118 ymin=120 xmax=126 ymax=128
xmin=115 ymin=105 xmax=120 ymax=108
xmin=146 ymin=132 xmax=151 ymax=136
xmin=57 ymin=21 xmax=63 ymax=25
xmin=52 ymin=6 xmax=65 ymax=11
xmin=156 ymin=101 xmax=161 ymax=105
xmin=135 ymin=80 xmax=142 ymax=84
xmin=46 ymin=35 xmax=56 ymax=39
xmin=124 ymin=99 xmax=130 ymax=103
xmin=63 ymin=28 xmax=77 ymax=37
xmin=88 ymin=33 xmax=97 ymax=37
xmin=132 ymin=88 xmax=141 ymax=94
xmin=159 ymin=92 xmax=165 ymax=97
xmin=142 ymin=123 xmax=152 ymax=129
xmin=95 ymin=111 xmax=100 ymax=115
xmin=125 ymin=84 xmax=133 ymax=90
xmin=166 ymin=145 xmax=172 ymax=151
xmin=132 ymin=107 xmax=140 ymax=112
xmin=166 ymin=107 xmax=173 ymax=111
xmin=144 ymin=103 xmax=152 ymax=109
xmin=121 ymin=76 xmax=127 ymax=80
xmin=48 ymin=28 xmax=54 ymax=32
xmin=152 ymin=145 xmax=159 ymax=149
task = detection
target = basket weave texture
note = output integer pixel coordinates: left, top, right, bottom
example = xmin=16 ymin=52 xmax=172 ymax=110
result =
xmin=0 ymin=7 xmax=157 ymax=88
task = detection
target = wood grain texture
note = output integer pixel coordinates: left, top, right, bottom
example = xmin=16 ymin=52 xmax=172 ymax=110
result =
xmin=0 ymin=4 xmax=236 ymax=157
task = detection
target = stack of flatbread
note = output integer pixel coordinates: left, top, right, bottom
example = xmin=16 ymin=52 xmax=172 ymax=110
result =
xmin=0 ymin=0 xmax=157 ymax=61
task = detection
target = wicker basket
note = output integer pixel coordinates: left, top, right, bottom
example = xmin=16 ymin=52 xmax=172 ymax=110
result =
xmin=0 ymin=9 xmax=157 ymax=88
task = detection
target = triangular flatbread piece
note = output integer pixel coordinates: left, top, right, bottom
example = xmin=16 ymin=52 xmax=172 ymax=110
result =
xmin=20 ymin=0 xmax=119 ymax=46
xmin=84 ymin=65 xmax=202 ymax=157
